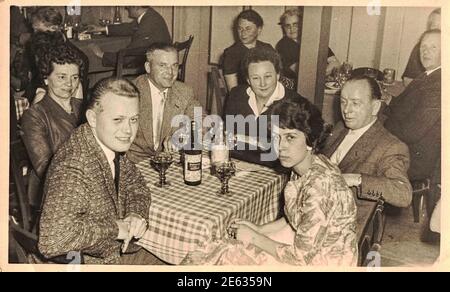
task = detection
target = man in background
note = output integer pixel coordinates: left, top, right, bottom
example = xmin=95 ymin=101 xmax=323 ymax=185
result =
xmin=88 ymin=6 xmax=171 ymax=67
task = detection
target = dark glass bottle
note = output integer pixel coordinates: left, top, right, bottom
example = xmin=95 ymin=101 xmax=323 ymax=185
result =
xmin=113 ymin=6 xmax=122 ymax=24
xmin=183 ymin=121 xmax=202 ymax=186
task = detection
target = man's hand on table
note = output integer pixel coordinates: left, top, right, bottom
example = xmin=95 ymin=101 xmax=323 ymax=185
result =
xmin=88 ymin=43 xmax=105 ymax=59
xmin=116 ymin=214 xmax=148 ymax=253
xmin=85 ymin=24 xmax=107 ymax=34
xmin=342 ymin=173 xmax=362 ymax=187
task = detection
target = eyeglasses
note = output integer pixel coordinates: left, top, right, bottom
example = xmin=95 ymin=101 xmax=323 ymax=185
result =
xmin=282 ymin=23 xmax=298 ymax=30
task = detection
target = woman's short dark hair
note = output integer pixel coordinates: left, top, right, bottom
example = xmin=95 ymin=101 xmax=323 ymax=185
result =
xmin=37 ymin=43 xmax=85 ymax=82
xmin=269 ymin=96 xmax=329 ymax=153
xmin=87 ymin=77 xmax=140 ymax=112
xmin=344 ymin=75 xmax=382 ymax=100
xmin=237 ymin=9 xmax=264 ymax=28
xmin=31 ymin=7 xmax=63 ymax=27
xmin=242 ymin=47 xmax=282 ymax=80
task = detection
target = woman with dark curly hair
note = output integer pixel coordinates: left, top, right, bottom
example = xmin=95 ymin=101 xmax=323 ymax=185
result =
xmin=24 ymin=7 xmax=89 ymax=103
xmin=21 ymin=44 xmax=84 ymax=210
xmin=183 ymin=97 xmax=358 ymax=266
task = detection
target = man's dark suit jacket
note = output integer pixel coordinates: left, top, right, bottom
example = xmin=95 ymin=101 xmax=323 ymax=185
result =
xmin=384 ymin=68 xmax=441 ymax=181
xmin=322 ymin=120 xmax=412 ymax=207
xmin=102 ymin=7 xmax=171 ymax=67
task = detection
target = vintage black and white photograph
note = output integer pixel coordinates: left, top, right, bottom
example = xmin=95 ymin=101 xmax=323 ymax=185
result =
xmin=3 ymin=0 xmax=446 ymax=271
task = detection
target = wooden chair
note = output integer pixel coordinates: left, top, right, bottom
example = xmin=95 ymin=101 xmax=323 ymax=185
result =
xmin=115 ymin=35 xmax=194 ymax=81
xmin=115 ymin=46 xmax=148 ymax=79
xmin=358 ymin=200 xmax=385 ymax=266
xmin=9 ymin=139 xmax=83 ymax=264
xmin=352 ymin=67 xmax=384 ymax=81
xmin=174 ymin=35 xmax=194 ymax=82
xmin=206 ymin=66 xmax=227 ymax=116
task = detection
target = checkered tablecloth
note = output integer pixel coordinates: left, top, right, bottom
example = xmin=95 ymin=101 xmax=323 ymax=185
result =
xmin=136 ymin=157 xmax=289 ymax=264
xmin=14 ymin=97 xmax=30 ymax=120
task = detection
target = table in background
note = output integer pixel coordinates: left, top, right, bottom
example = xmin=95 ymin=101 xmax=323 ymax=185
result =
xmin=136 ymin=158 xmax=289 ymax=264
xmin=71 ymin=35 xmax=131 ymax=73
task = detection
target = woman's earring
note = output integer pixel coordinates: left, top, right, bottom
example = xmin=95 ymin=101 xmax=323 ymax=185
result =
xmin=306 ymin=146 xmax=313 ymax=151
xmin=44 ymin=80 xmax=48 ymax=85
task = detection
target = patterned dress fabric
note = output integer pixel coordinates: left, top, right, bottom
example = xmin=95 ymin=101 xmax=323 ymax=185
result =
xmin=182 ymin=155 xmax=358 ymax=266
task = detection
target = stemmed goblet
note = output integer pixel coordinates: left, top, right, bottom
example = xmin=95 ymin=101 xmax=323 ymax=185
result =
xmin=150 ymin=151 xmax=174 ymax=188
xmin=214 ymin=161 xmax=236 ymax=195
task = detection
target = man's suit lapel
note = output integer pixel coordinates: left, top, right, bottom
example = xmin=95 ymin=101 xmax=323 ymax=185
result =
xmin=136 ymin=76 xmax=155 ymax=149
xmin=339 ymin=120 xmax=383 ymax=172
xmin=84 ymin=125 xmax=121 ymax=217
xmin=160 ymin=85 xmax=182 ymax=143
xmin=323 ymin=122 xmax=348 ymax=158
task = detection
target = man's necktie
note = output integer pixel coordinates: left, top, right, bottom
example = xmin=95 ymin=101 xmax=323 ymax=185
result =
xmin=114 ymin=153 xmax=120 ymax=195
xmin=154 ymin=91 xmax=167 ymax=150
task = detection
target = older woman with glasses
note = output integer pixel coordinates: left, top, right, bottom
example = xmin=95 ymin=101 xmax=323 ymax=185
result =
xmin=276 ymin=9 xmax=340 ymax=88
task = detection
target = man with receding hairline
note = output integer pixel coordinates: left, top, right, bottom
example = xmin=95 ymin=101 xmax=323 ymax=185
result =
xmin=322 ymin=76 xmax=412 ymax=208
xmin=384 ymin=30 xmax=441 ymax=229
xmin=127 ymin=42 xmax=202 ymax=163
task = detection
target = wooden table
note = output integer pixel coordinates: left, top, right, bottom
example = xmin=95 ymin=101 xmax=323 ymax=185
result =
xmin=71 ymin=35 xmax=130 ymax=73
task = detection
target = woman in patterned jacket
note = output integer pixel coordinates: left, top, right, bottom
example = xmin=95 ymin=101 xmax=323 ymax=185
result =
xmin=183 ymin=96 xmax=358 ymax=266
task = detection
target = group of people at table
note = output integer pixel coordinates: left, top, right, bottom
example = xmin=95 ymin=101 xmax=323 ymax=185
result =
xmin=11 ymin=6 xmax=441 ymax=265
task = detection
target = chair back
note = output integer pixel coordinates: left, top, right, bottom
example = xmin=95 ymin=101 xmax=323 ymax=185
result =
xmin=207 ymin=67 xmax=227 ymax=117
xmin=10 ymin=139 xmax=33 ymax=232
xmin=115 ymin=46 xmax=148 ymax=79
xmin=352 ymin=67 xmax=383 ymax=81
xmin=174 ymin=35 xmax=194 ymax=82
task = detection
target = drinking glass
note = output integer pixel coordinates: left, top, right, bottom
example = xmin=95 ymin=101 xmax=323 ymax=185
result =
xmin=214 ymin=161 xmax=236 ymax=195
xmin=150 ymin=151 xmax=174 ymax=188
xmin=365 ymin=68 xmax=378 ymax=80
xmin=341 ymin=62 xmax=353 ymax=76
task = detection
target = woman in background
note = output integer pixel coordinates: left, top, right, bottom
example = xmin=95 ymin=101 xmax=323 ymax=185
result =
xmin=222 ymin=9 xmax=274 ymax=92
xmin=276 ymin=9 xmax=340 ymax=89
xmin=25 ymin=7 xmax=89 ymax=104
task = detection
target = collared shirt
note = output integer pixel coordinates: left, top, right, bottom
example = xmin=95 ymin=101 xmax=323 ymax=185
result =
xmin=426 ymin=66 xmax=441 ymax=76
xmin=246 ymin=81 xmax=285 ymax=118
xmin=92 ymin=129 xmax=116 ymax=179
xmin=148 ymin=79 xmax=168 ymax=144
xmin=137 ymin=11 xmax=146 ymax=24
xmin=330 ymin=118 xmax=377 ymax=165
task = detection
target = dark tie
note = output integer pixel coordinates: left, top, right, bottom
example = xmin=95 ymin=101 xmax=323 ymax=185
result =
xmin=114 ymin=153 xmax=121 ymax=195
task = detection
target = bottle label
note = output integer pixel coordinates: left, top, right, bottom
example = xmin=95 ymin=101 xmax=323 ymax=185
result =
xmin=184 ymin=154 xmax=202 ymax=182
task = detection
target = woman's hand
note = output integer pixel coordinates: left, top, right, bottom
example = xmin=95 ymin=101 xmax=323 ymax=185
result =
xmin=231 ymin=219 xmax=260 ymax=232
xmin=228 ymin=219 xmax=260 ymax=245
xmin=235 ymin=224 xmax=258 ymax=246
